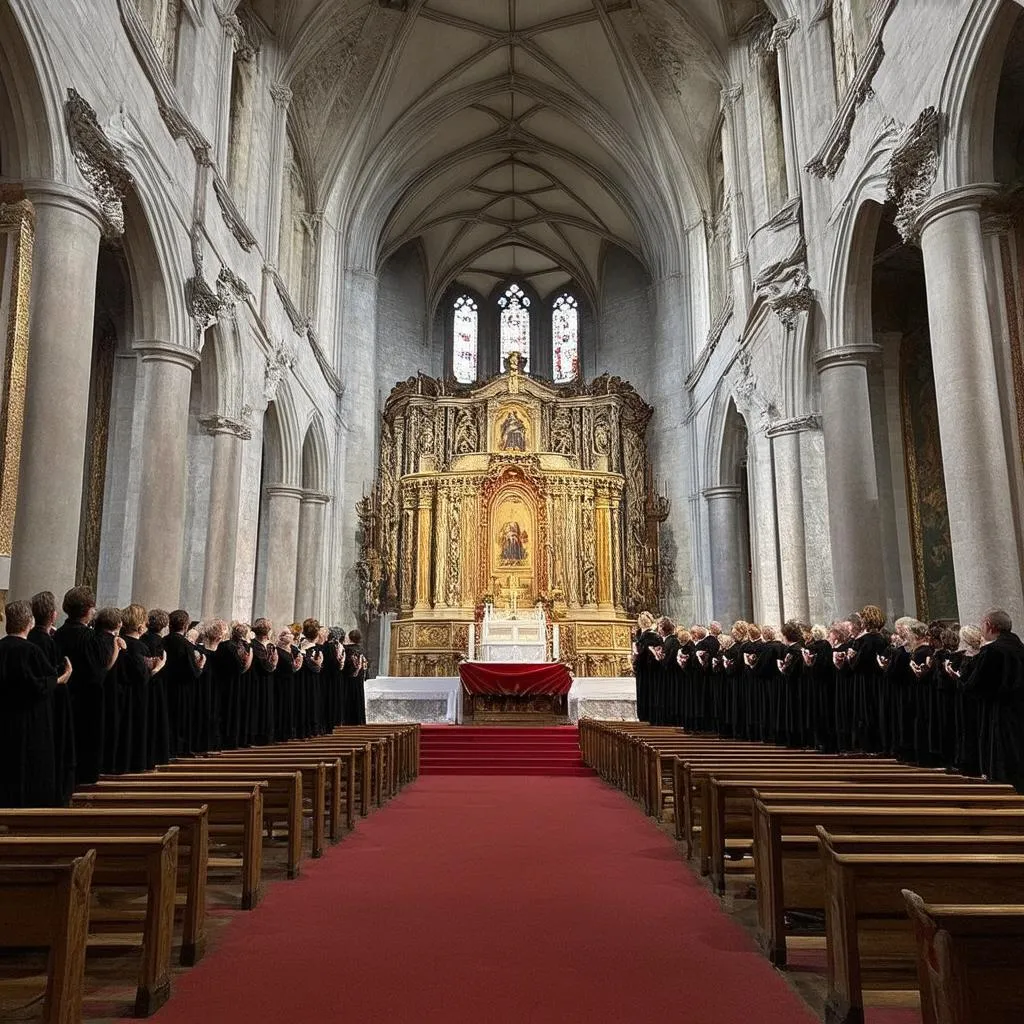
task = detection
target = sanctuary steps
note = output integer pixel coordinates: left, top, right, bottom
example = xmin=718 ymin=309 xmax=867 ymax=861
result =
xmin=419 ymin=725 xmax=593 ymax=777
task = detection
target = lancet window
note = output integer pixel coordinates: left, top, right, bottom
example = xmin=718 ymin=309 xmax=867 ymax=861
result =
xmin=498 ymin=283 xmax=530 ymax=372
xmin=452 ymin=295 xmax=479 ymax=384
xmin=551 ymin=293 xmax=579 ymax=383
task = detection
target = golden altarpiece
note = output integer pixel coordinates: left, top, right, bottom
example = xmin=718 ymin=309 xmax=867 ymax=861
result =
xmin=357 ymin=354 xmax=668 ymax=677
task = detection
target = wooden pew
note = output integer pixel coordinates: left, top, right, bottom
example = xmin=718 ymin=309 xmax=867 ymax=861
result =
xmin=0 ymin=852 xmax=95 ymax=1024
xmin=143 ymin=766 xmax=306 ymax=871
xmin=0 ymin=831 xmax=179 ymax=1016
xmin=73 ymin=785 xmax=263 ymax=910
xmin=194 ymin=753 xmax=336 ymax=841
xmin=0 ymin=807 xmax=209 ymax=965
xmin=819 ymin=834 xmax=1024 ymax=1024
xmin=903 ymin=889 xmax=1024 ymax=1024
xmin=273 ymin=742 xmax=365 ymax=823
xmin=751 ymin=800 xmax=1024 ymax=968
xmin=706 ymin=776 xmax=1013 ymax=892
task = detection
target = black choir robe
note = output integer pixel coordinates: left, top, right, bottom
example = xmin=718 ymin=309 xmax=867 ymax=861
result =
xmin=848 ymin=630 xmax=888 ymax=753
xmin=659 ymin=633 xmax=681 ymax=726
xmin=677 ymin=641 xmax=697 ymax=730
xmin=141 ymin=628 xmax=165 ymax=658
xmin=342 ymin=643 xmax=367 ymax=726
xmin=320 ymin=640 xmax=344 ymax=731
xmin=952 ymin=651 xmax=983 ymax=776
xmin=961 ymin=632 xmax=1024 ymax=789
xmin=632 ymin=629 xmax=662 ymax=724
xmin=250 ymin=640 xmax=277 ymax=746
xmin=777 ymin=642 xmax=805 ymax=748
xmin=804 ymin=639 xmax=837 ymax=753
xmin=695 ymin=634 xmax=721 ymax=732
xmin=114 ymin=635 xmax=151 ymax=773
xmin=27 ymin=626 xmax=75 ymax=804
xmin=193 ymin=645 xmax=215 ymax=754
xmin=212 ymin=641 xmax=248 ymax=749
xmin=0 ymin=635 xmax=61 ymax=806
xmin=274 ymin=646 xmax=299 ymax=740
xmin=164 ymin=632 xmax=201 ymax=756
xmin=54 ymin=621 xmax=114 ymax=785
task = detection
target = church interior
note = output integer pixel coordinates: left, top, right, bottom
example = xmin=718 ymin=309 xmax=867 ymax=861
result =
xmin=4 ymin=1 xmax=1024 ymax=1022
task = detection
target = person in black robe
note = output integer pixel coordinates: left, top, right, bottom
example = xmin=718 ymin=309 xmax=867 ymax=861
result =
xmin=273 ymin=629 xmax=302 ymax=740
xmin=321 ymin=628 xmax=345 ymax=732
xmin=299 ymin=619 xmax=325 ymax=737
xmin=777 ymin=620 xmax=806 ymax=748
xmin=342 ymin=629 xmax=368 ymax=726
xmin=28 ymin=590 xmax=75 ymax=804
xmin=656 ymin=617 xmax=679 ymax=726
xmin=54 ymin=587 xmax=121 ymax=785
xmin=0 ymin=599 xmax=73 ymax=806
xmin=92 ymin=606 xmax=128 ymax=773
xmin=214 ymin=624 xmax=253 ymax=749
xmin=250 ymin=618 xmax=278 ymax=746
xmin=631 ymin=613 xmax=661 ymax=724
xmin=675 ymin=628 xmax=696 ymax=730
xmin=192 ymin=621 xmax=219 ymax=754
xmin=954 ymin=608 xmax=1024 ymax=790
xmin=141 ymin=610 xmax=168 ymax=658
xmin=116 ymin=604 xmax=167 ymax=772
xmin=946 ymin=626 xmax=984 ymax=776
xmin=802 ymin=624 xmax=839 ymax=752
xmin=163 ymin=609 xmax=203 ymax=756
xmin=847 ymin=606 xmax=889 ymax=753
xmin=695 ymin=625 xmax=721 ymax=733
xmin=713 ymin=634 xmax=739 ymax=737
xmin=907 ymin=626 xmax=936 ymax=765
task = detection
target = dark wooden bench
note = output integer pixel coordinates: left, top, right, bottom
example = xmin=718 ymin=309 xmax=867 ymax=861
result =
xmin=143 ymin=767 xmax=306 ymax=871
xmin=73 ymin=784 xmax=264 ymax=910
xmin=819 ymin=835 xmax=1024 ymax=1024
xmin=706 ymin=776 xmax=1013 ymax=892
xmin=0 ymin=807 xmax=208 ymax=965
xmin=903 ymin=889 xmax=1024 ymax=1024
xmin=0 ymin=831 xmax=179 ymax=1016
xmin=0 ymin=852 xmax=95 ymax=1024
xmin=751 ymin=800 xmax=1024 ymax=967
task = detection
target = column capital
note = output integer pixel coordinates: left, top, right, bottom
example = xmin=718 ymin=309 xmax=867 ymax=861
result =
xmin=19 ymin=180 xmax=105 ymax=232
xmin=264 ymin=484 xmax=304 ymax=501
xmin=916 ymin=183 xmax=1001 ymax=235
xmin=766 ymin=413 xmax=821 ymax=438
xmin=270 ymin=82 xmax=292 ymax=108
xmin=134 ymin=340 xmax=202 ymax=370
xmin=815 ymin=344 xmax=881 ymax=373
xmin=198 ymin=413 xmax=252 ymax=439
xmin=703 ymin=485 xmax=743 ymax=501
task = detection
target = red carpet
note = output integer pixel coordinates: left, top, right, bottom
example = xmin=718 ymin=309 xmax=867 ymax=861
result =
xmin=419 ymin=725 xmax=593 ymax=776
xmin=143 ymin=776 xmax=821 ymax=1024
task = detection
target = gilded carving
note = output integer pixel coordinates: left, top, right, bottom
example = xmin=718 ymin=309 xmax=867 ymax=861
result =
xmin=362 ymin=362 xmax=662 ymax=675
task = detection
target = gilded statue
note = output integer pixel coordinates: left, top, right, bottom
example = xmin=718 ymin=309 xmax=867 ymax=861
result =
xmin=499 ymin=410 xmax=527 ymax=451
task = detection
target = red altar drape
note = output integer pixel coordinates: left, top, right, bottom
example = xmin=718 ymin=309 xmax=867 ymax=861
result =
xmin=458 ymin=662 xmax=574 ymax=696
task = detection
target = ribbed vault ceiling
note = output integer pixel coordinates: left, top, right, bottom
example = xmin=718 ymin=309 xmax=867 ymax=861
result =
xmin=262 ymin=0 xmax=765 ymax=308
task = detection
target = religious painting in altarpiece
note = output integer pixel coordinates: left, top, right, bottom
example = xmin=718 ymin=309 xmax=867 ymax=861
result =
xmin=357 ymin=363 xmax=668 ymax=677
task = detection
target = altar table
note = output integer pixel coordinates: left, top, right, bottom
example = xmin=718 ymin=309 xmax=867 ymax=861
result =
xmin=458 ymin=662 xmax=573 ymax=696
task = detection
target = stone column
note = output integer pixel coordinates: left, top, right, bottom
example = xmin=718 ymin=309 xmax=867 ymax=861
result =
xmin=200 ymin=415 xmax=249 ymax=618
xmin=704 ymin=485 xmax=745 ymax=625
xmin=918 ymin=186 xmax=1024 ymax=625
xmin=721 ymin=84 xmax=752 ymax=313
xmin=413 ymin=480 xmax=435 ymax=610
xmin=816 ymin=345 xmax=886 ymax=615
xmin=294 ymin=490 xmax=329 ymax=619
xmin=767 ymin=418 xmax=810 ymax=622
xmin=772 ymin=20 xmax=801 ymax=201
xmin=265 ymin=83 xmax=292 ymax=266
xmin=131 ymin=342 xmax=200 ymax=609
xmin=9 ymin=188 xmax=102 ymax=599
xmin=610 ymin=489 xmax=623 ymax=610
xmin=260 ymin=484 xmax=302 ymax=626
xmin=594 ymin=483 xmax=614 ymax=609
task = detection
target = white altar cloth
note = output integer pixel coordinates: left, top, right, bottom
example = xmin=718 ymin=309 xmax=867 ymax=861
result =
xmin=365 ymin=675 xmax=636 ymax=724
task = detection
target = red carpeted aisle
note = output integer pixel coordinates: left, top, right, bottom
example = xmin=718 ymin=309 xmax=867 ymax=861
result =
xmin=142 ymin=775 xmax=839 ymax=1024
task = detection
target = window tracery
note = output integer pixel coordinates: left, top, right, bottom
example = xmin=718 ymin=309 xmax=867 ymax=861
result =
xmin=452 ymin=295 xmax=479 ymax=384
xmin=498 ymin=283 xmax=530 ymax=372
xmin=551 ymin=293 xmax=579 ymax=383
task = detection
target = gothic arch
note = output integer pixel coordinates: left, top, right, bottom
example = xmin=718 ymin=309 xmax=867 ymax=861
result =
xmin=263 ymin=382 xmax=303 ymax=487
xmin=936 ymin=0 xmax=1022 ymax=191
xmin=199 ymin=309 xmax=246 ymax=418
xmin=717 ymin=398 xmax=750 ymax=488
xmin=300 ymin=413 xmax=330 ymax=494
xmin=0 ymin=0 xmax=66 ymax=179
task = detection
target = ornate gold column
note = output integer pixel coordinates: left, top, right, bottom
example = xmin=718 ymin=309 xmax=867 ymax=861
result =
xmin=414 ymin=479 xmax=435 ymax=610
xmin=432 ymin=483 xmax=449 ymax=608
xmin=595 ymin=481 xmax=614 ymax=609
xmin=610 ymin=484 xmax=623 ymax=610
xmin=400 ymin=483 xmax=415 ymax=611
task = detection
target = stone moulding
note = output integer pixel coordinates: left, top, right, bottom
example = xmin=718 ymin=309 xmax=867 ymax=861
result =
xmin=64 ymin=89 xmax=133 ymax=238
xmin=805 ymin=0 xmax=899 ymax=179
xmin=212 ymin=174 xmax=258 ymax=252
xmin=116 ymin=0 xmax=211 ymax=159
xmin=753 ymin=239 xmax=815 ymax=325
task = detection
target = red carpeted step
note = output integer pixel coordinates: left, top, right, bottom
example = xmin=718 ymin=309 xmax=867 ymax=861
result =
xmin=419 ymin=724 xmax=593 ymax=776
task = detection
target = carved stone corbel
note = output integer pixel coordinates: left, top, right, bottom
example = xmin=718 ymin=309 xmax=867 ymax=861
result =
xmin=753 ymin=240 xmax=815 ymax=325
xmin=64 ymin=89 xmax=133 ymax=238
xmin=887 ymin=106 xmax=942 ymax=244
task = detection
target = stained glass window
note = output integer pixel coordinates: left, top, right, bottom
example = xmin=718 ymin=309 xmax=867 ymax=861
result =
xmin=498 ymin=283 xmax=530 ymax=372
xmin=452 ymin=295 xmax=478 ymax=383
xmin=552 ymin=293 xmax=579 ymax=383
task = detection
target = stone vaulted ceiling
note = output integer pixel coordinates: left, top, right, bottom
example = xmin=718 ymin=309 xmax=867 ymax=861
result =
xmin=268 ymin=0 xmax=758 ymax=309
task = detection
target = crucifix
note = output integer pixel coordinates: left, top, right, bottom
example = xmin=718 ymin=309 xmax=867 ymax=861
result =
xmin=505 ymin=574 xmax=524 ymax=618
